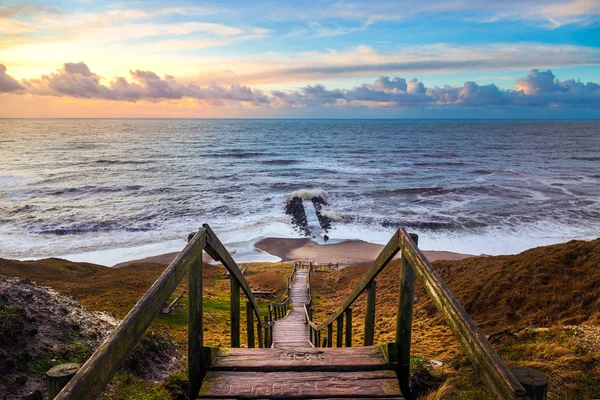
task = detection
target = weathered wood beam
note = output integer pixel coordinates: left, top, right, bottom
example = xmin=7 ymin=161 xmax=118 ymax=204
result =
xmin=396 ymin=233 xmax=417 ymax=399
xmin=364 ymin=280 xmax=376 ymax=346
xmin=188 ymin=242 xmax=204 ymax=399
xmin=336 ymin=314 xmax=344 ymax=347
xmin=398 ymin=228 xmax=526 ymax=399
xmin=55 ymin=228 xmax=207 ymax=400
xmin=345 ymin=308 xmax=353 ymax=347
xmin=246 ymin=302 xmax=255 ymax=348
xmin=230 ymin=278 xmax=240 ymax=348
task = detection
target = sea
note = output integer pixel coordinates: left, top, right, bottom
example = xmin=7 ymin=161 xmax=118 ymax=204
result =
xmin=0 ymin=119 xmax=599 ymax=266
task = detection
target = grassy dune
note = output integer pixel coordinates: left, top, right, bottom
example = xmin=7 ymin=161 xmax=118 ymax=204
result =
xmin=2 ymin=238 xmax=599 ymax=398
xmin=0 ymin=258 xmax=293 ymax=398
xmin=310 ymin=238 xmax=600 ymax=399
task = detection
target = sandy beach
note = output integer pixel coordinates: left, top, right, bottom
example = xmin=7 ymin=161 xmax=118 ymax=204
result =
xmin=113 ymin=237 xmax=476 ymax=268
xmin=255 ymin=238 xmax=476 ymax=265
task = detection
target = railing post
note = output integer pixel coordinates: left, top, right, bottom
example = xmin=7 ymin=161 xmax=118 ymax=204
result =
xmin=230 ymin=278 xmax=240 ymax=348
xmin=336 ymin=314 xmax=344 ymax=347
xmin=268 ymin=303 xmax=273 ymax=324
xmin=511 ymin=367 xmax=548 ymax=400
xmin=364 ymin=280 xmax=376 ymax=346
xmin=263 ymin=316 xmax=270 ymax=347
xmin=257 ymin=321 xmax=264 ymax=348
xmin=345 ymin=308 xmax=353 ymax=347
xmin=327 ymin=324 xmax=333 ymax=348
xmin=188 ymin=249 xmax=204 ymax=398
xmin=246 ymin=302 xmax=255 ymax=348
xmin=396 ymin=233 xmax=417 ymax=398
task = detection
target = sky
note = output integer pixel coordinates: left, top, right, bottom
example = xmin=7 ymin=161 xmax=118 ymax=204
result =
xmin=0 ymin=0 xmax=599 ymax=118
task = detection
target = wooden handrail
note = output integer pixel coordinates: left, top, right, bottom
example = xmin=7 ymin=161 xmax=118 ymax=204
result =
xmin=315 ymin=232 xmax=400 ymax=330
xmin=398 ymin=229 xmax=526 ymax=399
xmin=55 ymin=228 xmax=207 ymax=400
xmin=303 ymin=228 xmax=531 ymax=399
xmin=203 ymin=224 xmax=267 ymax=329
xmin=54 ymin=224 xmax=271 ymax=400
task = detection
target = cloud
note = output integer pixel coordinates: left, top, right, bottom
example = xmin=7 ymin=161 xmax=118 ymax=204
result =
xmin=273 ymin=70 xmax=600 ymax=108
xmin=232 ymin=44 xmax=600 ymax=85
xmin=8 ymin=63 xmax=600 ymax=110
xmin=269 ymin=0 xmax=600 ymax=29
xmin=21 ymin=62 xmax=270 ymax=105
xmin=0 ymin=64 xmax=24 ymax=92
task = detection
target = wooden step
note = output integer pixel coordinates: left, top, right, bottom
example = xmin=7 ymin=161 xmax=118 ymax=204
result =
xmin=197 ymin=370 xmax=403 ymax=398
xmin=206 ymin=346 xmax=394 ymax=372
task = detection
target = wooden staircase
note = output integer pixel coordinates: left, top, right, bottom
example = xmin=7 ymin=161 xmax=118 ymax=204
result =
xmin=199 ymin=267 xmax=402 ymax=398
xmin=52 ymin=224 xmax=547 ymax=400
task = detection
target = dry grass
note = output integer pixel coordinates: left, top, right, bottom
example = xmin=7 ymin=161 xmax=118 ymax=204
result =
xmin=310 ymin=238 xmax=600 ymax=398
xmin=0 ymin=258 xmax=292 ymax=351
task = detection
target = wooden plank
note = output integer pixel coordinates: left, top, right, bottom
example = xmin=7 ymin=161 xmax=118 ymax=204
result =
xmin=364 ymin=281 xmax=376 ymax=346
xmin=198 ymin=370 xmax=402 ymax=398
xmin=188 ymin=246 xmax=204 ymax=398
xmin=208 ymin=347 xmax=392 ymax=372
xmin=55 ymin=228 xmax=207 ymax=400
xmin=399 ymin=228 xmax=526 ymax=399
xmin=316 ymin=232 xmax=400 ymax=330
xmin=396 ymin=234 xmax=417 ymax=398
xmin=203 ymin=224 xmax=265 ymax=329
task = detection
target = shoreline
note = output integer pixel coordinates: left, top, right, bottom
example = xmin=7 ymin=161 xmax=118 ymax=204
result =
xmin=113 ymin=236 xmax=477 ymax=268
xmin=254 ymin=237 xmax=477 ymax=265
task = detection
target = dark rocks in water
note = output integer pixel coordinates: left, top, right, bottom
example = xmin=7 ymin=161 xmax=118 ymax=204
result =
xmin=285 ymin=196 xmax=309 ymax=236
xmin=323 ymin=235 xmax=329 ymax=242
xmin=311 ymin=196 xmax=332 ymax=232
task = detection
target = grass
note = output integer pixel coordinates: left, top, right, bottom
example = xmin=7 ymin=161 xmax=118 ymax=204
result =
xmin=309 ymin=238 xmax=600 ymax=398
xmin=0 ymin=257 xmax=292 ymax=399
xmin=2 ymin=238 xmax=599 ymax=398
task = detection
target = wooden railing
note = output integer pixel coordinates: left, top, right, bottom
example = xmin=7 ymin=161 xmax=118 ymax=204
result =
xmin=53 ymin=224 xmax=274 ymax=400
xmin=268 ymin=262 xmax=296 ymax=325
xmin=303 ymin=228 xmax=540 ymax=399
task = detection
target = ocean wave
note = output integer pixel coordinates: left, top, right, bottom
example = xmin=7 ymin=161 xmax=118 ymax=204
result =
xmin=95 ymin=159 xmax=152 ymax=165
xmin=261 ymin=159 xmax=300 ymax=165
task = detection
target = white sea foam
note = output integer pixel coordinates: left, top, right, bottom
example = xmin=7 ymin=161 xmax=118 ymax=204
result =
xmin=288 ymin=188 xmax=328 ymax=199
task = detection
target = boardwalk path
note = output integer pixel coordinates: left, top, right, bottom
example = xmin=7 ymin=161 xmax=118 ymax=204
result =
xmin=198 ymin=267 xmax=403 ymax=398
xmin=272 ymin=269 xmax=311 ymax=348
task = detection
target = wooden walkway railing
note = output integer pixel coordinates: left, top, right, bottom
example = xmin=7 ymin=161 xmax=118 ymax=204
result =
xmin=53 ymin=224 xmax=274 ymax=400
xmin=49 ymin=225 xmax=546 ymax=399
xmin=303 ymin=228 xmax=544 ymax=399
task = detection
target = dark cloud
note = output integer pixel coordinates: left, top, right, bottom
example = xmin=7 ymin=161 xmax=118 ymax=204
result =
xmin=0 ymin=64 xmax=24 ymax=93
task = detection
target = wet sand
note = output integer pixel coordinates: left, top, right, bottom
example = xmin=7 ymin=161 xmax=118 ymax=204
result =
xmin=255 ymin=237 xmax=476 ymax=265
xmin=113 ymin=237 xmax=476 ymax=268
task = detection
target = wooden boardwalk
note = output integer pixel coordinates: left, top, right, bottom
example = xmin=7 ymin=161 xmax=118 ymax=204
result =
xmin=198 ymin=268 xmax=403 ymax=398
xmin=272 ymin=269 xmax=311 ymax=348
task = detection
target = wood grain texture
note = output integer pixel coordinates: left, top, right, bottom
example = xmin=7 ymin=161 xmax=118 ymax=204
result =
xmin=189 ymin=250 xmax=204 ymax=398
xmin=198 ymin=370 xmax=403 ymax=398
xmin=398 ymin=228 xmax=526 ymax=399
xmin=209 ymin=346 xmax=393 ymax=372
xmin=272 ymin=269 xmax=311 ymax=348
